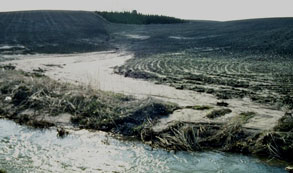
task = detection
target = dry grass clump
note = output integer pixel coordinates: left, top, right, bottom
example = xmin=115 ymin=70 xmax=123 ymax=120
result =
xmin=156 ymin=125 xmax=200 ymax=151
xmin=216 ymin=101 xmax=229 ymax=107
xmin=274 ymin=112 xmax=293 ymax=132
xmin=0 ymin=69 xmax=124 ymax=122
xmin=185 ymin=105 xmax=212 ymax=110
xmin=0 ymin=64 xmax=15 ymax=70
xmin=152 ymin=123 xmax=221 ymax=151
xmin=0 ymin=68 xmax=177 ymax=135
xmin=206 ymin=108 xmax=232 ymax=119
xmin=150 ymin=111 xmax=293 ymax=161
xmin=152 ymin=120 xmax=251 ymax=156
xmin=253 ymin=131 xmax=293 ymax=160
xmin=0 ymin=69 xmax=129 ymax=115
xmin=237 ymin=112 xmax=256 ymax=123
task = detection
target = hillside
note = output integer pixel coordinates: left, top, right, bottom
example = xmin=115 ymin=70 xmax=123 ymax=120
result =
xmin=0 ymin=10 xmax=111 ymax=54
xmin=0 ymin=10 xmax=292 ymax=56
xmin=109 ymin=18 xmax=293 ymax=57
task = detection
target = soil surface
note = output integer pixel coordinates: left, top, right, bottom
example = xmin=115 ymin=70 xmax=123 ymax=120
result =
xmin=2 ymin=51 xmax=285 ymax=133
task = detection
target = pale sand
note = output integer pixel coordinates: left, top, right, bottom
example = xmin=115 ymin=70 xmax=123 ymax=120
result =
xmin=2 ymin=51 xmax=285 ymax=132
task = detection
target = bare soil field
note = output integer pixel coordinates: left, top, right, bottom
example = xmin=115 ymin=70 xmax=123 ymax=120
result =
xmin=115 ymin=50 xmax=293 ymax=110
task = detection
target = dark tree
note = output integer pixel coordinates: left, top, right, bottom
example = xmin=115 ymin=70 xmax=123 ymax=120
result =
xmin=96 ymin=11 xmax=185 ymax=25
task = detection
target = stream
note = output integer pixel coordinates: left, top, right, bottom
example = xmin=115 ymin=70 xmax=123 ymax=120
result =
xmin=0 ymin=119 xmax=286 ymax=173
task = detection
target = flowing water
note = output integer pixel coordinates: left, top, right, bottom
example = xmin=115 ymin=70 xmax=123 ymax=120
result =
xmin=0 ymin=119 xmax=286 ymax=173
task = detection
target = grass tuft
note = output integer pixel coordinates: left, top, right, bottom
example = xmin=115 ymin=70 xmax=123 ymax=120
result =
xmin=0 ymin=69 xmax=177 ymax=135
xmin=185 ymin=105 xmax=212 ymax=110
xmin=274 ymin=112 xmax=293 ymax=132
xmin=238 ymin=112 xmax=256 ymax=123
xmin=206 ymin=109 xmax=232 ymax=119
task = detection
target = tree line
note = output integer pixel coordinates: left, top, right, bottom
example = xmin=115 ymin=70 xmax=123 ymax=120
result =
xmin=96 ymin=11 xmax=185 ymax=24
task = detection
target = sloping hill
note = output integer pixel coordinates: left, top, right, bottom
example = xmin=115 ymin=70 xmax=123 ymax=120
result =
xmin=201 ymin=18 xmax=293 ymax=54
xmin=109 ymin=18 xmax=293 ymax=57
xmin=0 ymin=10 xmax=111 ymax=54
xmin=0 ymin=10 xmax=292 ymax=56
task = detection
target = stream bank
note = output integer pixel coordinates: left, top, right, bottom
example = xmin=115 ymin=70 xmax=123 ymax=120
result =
xmin=0 ymin=52 xmax=292 ymax=165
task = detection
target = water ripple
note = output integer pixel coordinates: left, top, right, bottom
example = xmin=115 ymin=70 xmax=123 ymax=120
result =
xmin=0 ymin=119 xmax=286 ymax=173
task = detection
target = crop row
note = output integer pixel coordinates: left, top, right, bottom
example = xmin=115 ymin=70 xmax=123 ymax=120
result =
xmin=116 ymin=50 xmax=293 ymax=108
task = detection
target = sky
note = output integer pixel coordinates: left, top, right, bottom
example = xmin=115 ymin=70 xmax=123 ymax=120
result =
xmin=0 ymin=0 xmax=292 ymax=21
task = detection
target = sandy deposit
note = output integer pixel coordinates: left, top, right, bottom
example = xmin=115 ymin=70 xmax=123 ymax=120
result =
xmin=2 ymin=51 xmax=285 ymax=132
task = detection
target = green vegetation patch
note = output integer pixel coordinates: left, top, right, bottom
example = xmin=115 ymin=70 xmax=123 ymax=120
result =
xmin=206 ymin=109 xmax=232 ymax=119
xmin=96 ymin=11 xmax=185 ymax=24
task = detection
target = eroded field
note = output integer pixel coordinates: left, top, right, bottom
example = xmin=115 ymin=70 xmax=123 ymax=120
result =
xmin=1 ymin=50 xmax=292 ymax=162
xmin=115 ymin=49 xmax=293 ymax=110
xmin=0 ymin=12 xmax=293 ymax=162
xmin=1 ymin=51 xmax=287 ymax=132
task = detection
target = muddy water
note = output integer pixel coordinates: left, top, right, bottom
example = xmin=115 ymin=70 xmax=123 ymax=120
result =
xmin=0 ymin=119 xmax=286 ymax=173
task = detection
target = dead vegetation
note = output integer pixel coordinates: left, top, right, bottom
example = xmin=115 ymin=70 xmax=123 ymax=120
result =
xmin=184 ymin=105 xmax=212 ymax=110
xmin=57 ymin=128 xmax=69 ymax=138
xmin=1 ymin=65 xmax=292 ymax=162
xmin=138 ymin=110 xmax=293 ymax=162
xmin=238 ymin=112 xmax=256 ymax=122
xmin=206 ymin=108 xmax=232 ymax=119
xmin=0 ymin=67 xmax=177 ymax=135
xmin=0 ymin=64 xmax=15 ymax=70
xmin=274 ymin=112 xmax=293 ymax=132
xmin=216 ymin=101 xmax=229 ymax=107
